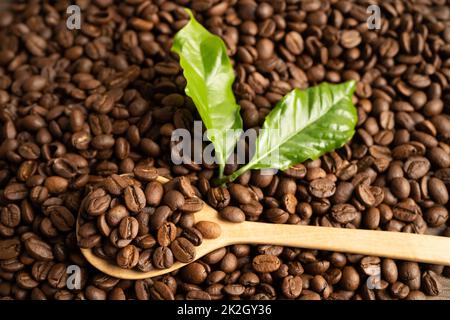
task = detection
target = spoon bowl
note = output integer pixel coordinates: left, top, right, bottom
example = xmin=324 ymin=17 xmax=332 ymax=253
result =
xmin=77 ymin=176 xmax=450 ymax=280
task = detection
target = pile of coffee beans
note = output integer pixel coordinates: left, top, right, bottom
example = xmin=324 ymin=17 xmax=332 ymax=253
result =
xmin=0 ymin=0 xmax=449 ymax=300
xmin=78 ymin=172 xmax=223 ymax=270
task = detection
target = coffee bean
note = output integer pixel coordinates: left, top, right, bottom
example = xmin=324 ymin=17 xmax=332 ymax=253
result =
xmin=181 ymin=262 xmax=207 ymax=284
xmin=340 ymin=30 xmax=361 ymax=49
xmin=265 ymin=208 xmax=289 ymax=224
xmin=180 ymin=197 xmax=204 ymax=213
xmin=149 ymin=281 xmax=174 ymax=300
xmin=152 ymin=246 xmax=174 ymax=269
xmin=422 ymin=270 xmax=440 ymax=296
xmin=24 ymin=237 xmax=53 ymax=261
xmin=404 ymin=157 xmax=430 ymax=179
xmin=390 ymin=177 xmax=410 ymax=199
xmin=381 ymin=259 xmax=398 ymax=284
xmin=1 ymin=204 xmax=21 ymax=228
xmin=285 ymin=31 xmax=304 ymax=55
xmin=145 ymin=181 xmax=164 ymax=207
xmin=85 ymin=286 xmax=107 ymax=300
xmin=331 ymin=204 xmax=358 ymax=224
xmin=0 ymin=239 xmax=21 ymax=260
xmin=207 ymin=187 xmax=230 ymax=209
xmin=157 ymin=222 xmax=177 ymax=247
xmin=393 ymin=200 xmax=420 ymax=222
xmin=106 ymin=205 xmax=129 ymax=227
xmin=116 ymin=245 xmax=139 ymax=269
xmin=118 ymin=217 xmax=139 ymax=240
xmin=1 ymin=0 xmax=450 ymax=301
xmin=133 ymin=165 xmax=158 ymax=182
xmin=86 ymin=189 xmax=112 ymax=216
xmin=4 ymin=183 xmax=28 ymax=201
xmin=170 ymin=238 xmax=195 ymax=263
xmin=428 ymin=177 xmax=448 ymax=205
xmin=424 ymin=206 xmax=448 ymax=227
xmin=124 ymin=185 xmax=146 ymax=213
xmin=48 ymin=206 xmax=75 ymax=232
xmin=220 ymin=206 xmax=245 ymax=223
xmin=309 ymin=178 xmax=336 ymax=198
xmin=162 ymin=190 xmax=185 ymax=211
xmin=281 ymin=275 xmax=303 ymax=299
xmin=391 ymin=281 xmax=410 ymax=299
xmin=253 ymin=255 xmax=281 ymax=273
xmin=182 ymin=228 xmax=203 ymax=246
xmin=229 ymin=184 xmax=253 ymax=204
xmin=428 ymin=147 xmax=450 ymax=168
xmin=195 ymin=221 xmax=221 ymax=239
xmin=104 ymin=174 xmax=129 ymax=196
xmin=340 ymin=266 xmax=360 ymax=291
xmin=150 ymin=206 xmax=172 ymax=230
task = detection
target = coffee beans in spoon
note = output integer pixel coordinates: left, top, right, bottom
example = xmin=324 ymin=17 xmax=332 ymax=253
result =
xmin=77 ymin=172 xmax=222 ymax=271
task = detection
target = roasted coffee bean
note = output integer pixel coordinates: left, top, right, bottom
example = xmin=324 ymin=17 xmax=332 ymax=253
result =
xmin=393 ymin=200 xmax=420 ymax=222
xmin=253 ymin=255 xmax=281 ymax=273
xmin=106 ymin=205 xmax=129 ymax=227
xmin=220 ymin=206 xmax=245 ymax=223
xmin=428 ymin=178 xmax=448 ymax=205
xmin=47 ymin=206 xmax=75 ymax=232
xmin=116 ymin=245 xmax=139 ymax=269
xmin=331 ymin=204 xmax=358 ymax=224
xmin=355 ymin=184 xmax=375 ymax=207
xmin=133 ymin=165 xmax=158 ymax=182
xmin=404 ymin=157 xmax=430 ymax=179
xmin=181 ymin=262 xmax=208 ymax=284
xmin=162 ymin=190 xmax=185 ymax=211
xmin=309 ymin=178 xmax=336 ymax=198
xmin=170 ymin=238 xmax=195 ymax=263
xmin=207 ymin=187 xmax=230 ymax=209
xmin=424 ymin=206 xmax=448 ymax=227
xmin=281 ymin=275 xmax=303 ymax=299
xmin=124 ymin=185 xmax=146 ymax=213
xmin=118 ymin=217 xmax=139 ymax=240
xmin=180 ymin=197 xmax=204 ymax=213
xmin=182 ymin=228 xmax=203 ymax=246
xmin=340 ymin=266 xmax=360 ymax=291
xmin=195 ymin=221 xmax=221 ymax=239
xmin=145 ymin=181 xmax=164 ymax=207
xmin=229 ymin=184 xmax=253 ymax=204
xmin=1 ymin=204 xmax=21 ymax=228
xmin=422 ymin=270 xmax=440 ymax=296
xmin=149 ymin=281 xmax=174 ymax=300
xmin=264 ymin=208 xmax=289 ymax=223
xmin=152 ymin=247 xmax=174 ymax=269
xmin=86 ymin=189 xmax=111 ymax=216
xmin=156 ymin=222 xmax=177 ymax=247
xmin=0 ymin=239 xmax=21 ymax=260
xmin=177 ymin=176 xmax=197 ymax=198
xmin=24 ymin=237 xmax=53 ymax=261
xmin=390 ymin=177 xmax=410 ymax=199
xmin=4 ymin=183 xmax=28 ymax=201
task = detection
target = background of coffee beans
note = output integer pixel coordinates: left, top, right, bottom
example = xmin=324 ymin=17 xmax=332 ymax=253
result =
xmin=0 ymin=0 xmax=449 ymax=300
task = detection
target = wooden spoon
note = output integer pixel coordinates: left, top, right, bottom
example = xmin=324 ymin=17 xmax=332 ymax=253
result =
xmin=77 ymin=176 xmax=450 ymax=280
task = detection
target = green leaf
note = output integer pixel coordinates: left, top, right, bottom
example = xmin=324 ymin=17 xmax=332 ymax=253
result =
xmin=171 ymin=9 xmax=243 ymax=178
xmin=223 ymin=81 xmax=357 ymax=182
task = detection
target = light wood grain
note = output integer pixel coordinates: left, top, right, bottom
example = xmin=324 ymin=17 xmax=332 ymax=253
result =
xmin=78 ymin=176 xmax=450 ymax=299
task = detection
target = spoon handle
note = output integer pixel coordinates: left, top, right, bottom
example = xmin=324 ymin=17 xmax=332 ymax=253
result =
xmin=224 ymin=222 xmax=450 ymax=266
